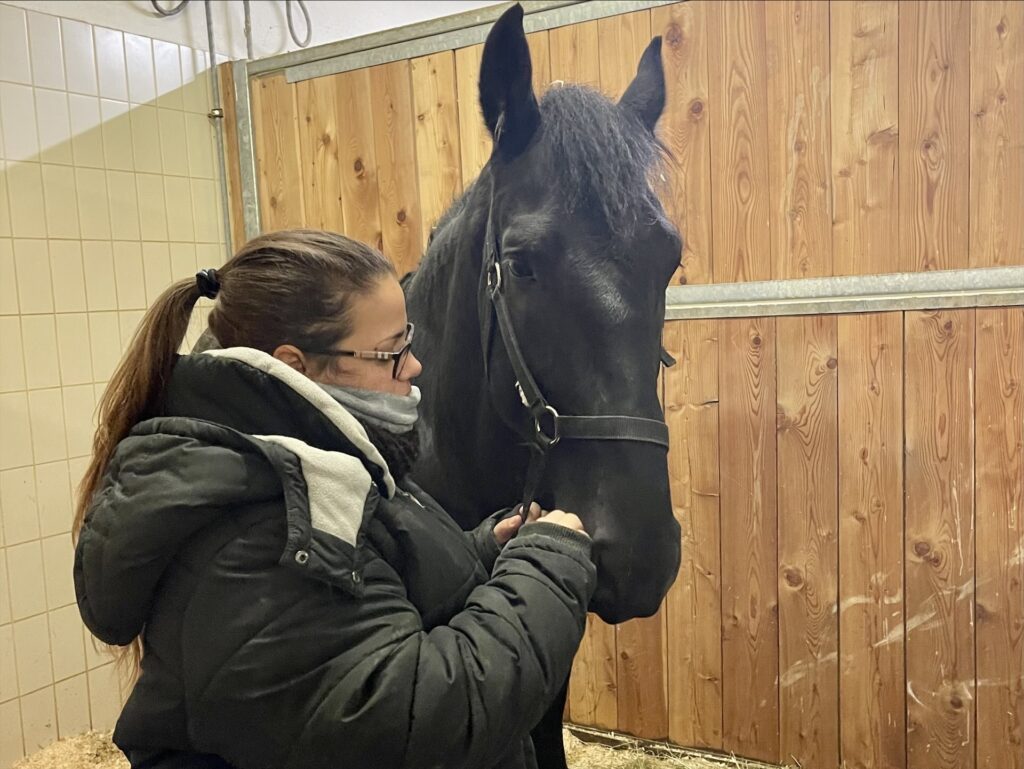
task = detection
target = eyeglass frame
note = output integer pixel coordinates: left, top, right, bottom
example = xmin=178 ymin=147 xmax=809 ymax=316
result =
xmin=305 ymin=322 xmax=415 ymax=380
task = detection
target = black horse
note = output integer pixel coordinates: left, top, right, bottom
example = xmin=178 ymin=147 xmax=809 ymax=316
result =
xmin=403 ymin=5 xmax=683 ymax=768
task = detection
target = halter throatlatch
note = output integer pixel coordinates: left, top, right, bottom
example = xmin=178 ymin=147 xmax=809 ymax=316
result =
xmin=478 ymin=194 xmax=673 ymax=518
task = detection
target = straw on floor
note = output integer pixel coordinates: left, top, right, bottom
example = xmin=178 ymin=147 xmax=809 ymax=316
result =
xmin=15 ymin=729 xmax=788 ymax=769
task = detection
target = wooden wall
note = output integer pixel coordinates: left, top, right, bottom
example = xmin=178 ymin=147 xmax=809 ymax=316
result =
xmin=649 ymin=307 xmax=1024 ymax=769
xmin=232 ymin=2 xmax=1024 ymax=767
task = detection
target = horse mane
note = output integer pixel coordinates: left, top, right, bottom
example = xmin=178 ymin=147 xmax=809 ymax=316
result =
xmin=538 ymin=84 xmax=668 ymax=237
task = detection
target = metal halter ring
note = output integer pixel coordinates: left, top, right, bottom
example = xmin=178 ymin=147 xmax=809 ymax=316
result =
xmin=534 ymin=405 xmax=561 ymax=447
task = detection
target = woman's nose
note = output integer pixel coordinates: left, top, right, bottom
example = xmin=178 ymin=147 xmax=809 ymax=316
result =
xmin=402 ymin=352 xmax=423 ymax=380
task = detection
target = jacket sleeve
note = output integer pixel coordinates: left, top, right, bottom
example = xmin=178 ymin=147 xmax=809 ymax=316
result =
xmin=189 ymin=522 xmax=595 ymax=769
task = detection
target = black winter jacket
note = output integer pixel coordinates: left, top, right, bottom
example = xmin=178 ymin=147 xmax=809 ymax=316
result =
xmin=74 ymin=348 xmax=596 ymax=769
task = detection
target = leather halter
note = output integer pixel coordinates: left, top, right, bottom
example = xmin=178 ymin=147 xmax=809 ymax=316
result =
xmin=477 ymin=191 xmax=674 ymax=518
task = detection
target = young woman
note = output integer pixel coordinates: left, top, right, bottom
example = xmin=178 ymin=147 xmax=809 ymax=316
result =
xmin=74 ymin=229 xmax=594 ymax=769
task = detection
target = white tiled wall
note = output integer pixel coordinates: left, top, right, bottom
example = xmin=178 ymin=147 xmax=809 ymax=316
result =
xmin=0 ymin=2 xmax=226 ymax=763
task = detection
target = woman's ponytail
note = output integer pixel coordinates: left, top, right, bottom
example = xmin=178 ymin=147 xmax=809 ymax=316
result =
xmin=73 ymin=277 xmax=200 ymax=685
xmin=73 ymin=278 xmax=201 ymax=540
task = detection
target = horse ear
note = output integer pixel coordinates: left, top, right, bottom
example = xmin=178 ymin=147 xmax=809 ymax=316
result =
xmin=479 ymin=3 xmax=540 ymax=156
xmin=619 ymin=36 xmax=666 ymax=132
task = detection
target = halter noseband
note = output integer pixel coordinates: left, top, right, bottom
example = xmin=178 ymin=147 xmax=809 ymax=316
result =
xmin=478 ymin=193 xmax=674 ymax=518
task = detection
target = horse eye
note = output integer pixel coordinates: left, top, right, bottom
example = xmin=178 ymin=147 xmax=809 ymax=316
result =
xmin=507 ymin=259 xmax=534 ymax=279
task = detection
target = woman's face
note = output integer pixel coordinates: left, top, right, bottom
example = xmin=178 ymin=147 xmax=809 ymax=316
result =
xmin=317 ymin=275 xmax=422 ymax=395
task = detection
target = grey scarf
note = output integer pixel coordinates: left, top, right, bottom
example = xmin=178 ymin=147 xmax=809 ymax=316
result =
xmin=319 ymin=384 xmax=421 ymax=435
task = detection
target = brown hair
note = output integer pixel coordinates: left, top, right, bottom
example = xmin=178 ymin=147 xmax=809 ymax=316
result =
xmin=74 ymin=229 xmax=395 ymax=679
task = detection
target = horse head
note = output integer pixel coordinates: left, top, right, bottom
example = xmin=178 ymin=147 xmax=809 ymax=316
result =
xmin=408 ymin=4 xmax=681 ymax=623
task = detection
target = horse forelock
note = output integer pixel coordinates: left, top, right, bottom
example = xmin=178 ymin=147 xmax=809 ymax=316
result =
xmin=538 ymin=84 xmax=667 ymax=238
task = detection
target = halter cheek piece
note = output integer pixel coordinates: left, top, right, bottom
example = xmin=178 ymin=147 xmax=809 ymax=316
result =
xmin=477 ymin=188 xmax=674 ymax=519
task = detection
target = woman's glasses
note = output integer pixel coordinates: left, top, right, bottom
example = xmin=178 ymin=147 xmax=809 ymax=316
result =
xmin=307 ymin=322 xmax=415 ymax=380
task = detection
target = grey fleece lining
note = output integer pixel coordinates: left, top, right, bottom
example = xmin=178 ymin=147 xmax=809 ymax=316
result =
xmin=257 ymin=434 xmax=369 ymax=548
xmin=203 ymin=347 xmax=397 ymax=550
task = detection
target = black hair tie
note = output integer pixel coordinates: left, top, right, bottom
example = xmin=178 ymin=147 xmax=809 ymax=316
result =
xmin=195 ymin=268 xmax=221 ymax=299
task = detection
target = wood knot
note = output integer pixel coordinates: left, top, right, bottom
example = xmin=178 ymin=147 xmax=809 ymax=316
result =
xmin=826 ymin=357 xmax=838 ymax=370
xmin=678 ymin=272 xmax=687 ymax=285
xmin=783 ymin=567 xmax=803 ymax=588
xmin=751 ymin=335 xmax=762 ymax=347
xmin=794 ymin=139 xmax=806 ymax=153
xmin=913 ymin=540 xmax=932 ymax=557
xmin=943 ymin=320 xmax=953 ymax=332
xmin=950 ymin=694 xmax=963 ymax=710
xmin=996 ymin=21 xmax=1006 ymax=36
xmin=396 ymin=208 xmax=407 ymax=223
xmin=269 ymin=195 xmax=278 ymax=208
xmin=305 ymin=115 xmax=312 ymax=124
xmin=354 ymin=158 xmax=365 ymax=174
xmin=665 ymin=23 xmax=683 ymax=47
xmin=321 ymin=133 xmax=331 ymax=146
xmin=859 ymin=447 xmax=869 ymax=463
xmin=690 ymin=99 xmax=704 ymax=116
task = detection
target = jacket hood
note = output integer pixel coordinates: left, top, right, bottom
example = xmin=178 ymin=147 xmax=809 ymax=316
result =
xmin=76 ymin=348 xmax=397 ymax=646
xmin=174 ymin=348 xmax=393 ymax=493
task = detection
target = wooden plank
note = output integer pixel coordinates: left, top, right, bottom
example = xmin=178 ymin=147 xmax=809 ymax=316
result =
xmin=663 ymin=318 xmax=722 ymax=749
xmin=527 ymin=30 xmax=552 ymax=98
xmin=970 ymin=1 xmax=1024 ymax=268
xmin=617 ymin=351 xmax=670 ymax=741
xmin=652 ymin=1 xmax=712 ymax=287
xmin=335 ymin=68 xmax=383 ymax=250
xmin=454 ymin=44 xmax=491 ymax=187
xmin=837 ymin=311 xmax=905 ymax=769
xmin=707 ymin=0 xmax=772 ymax=283
xmin=548 ymin=19 xmax=600 ymax=89
xmin=616 ymin=608 xmax=668 ymax=740
xmin=904 ymin=309 xmax=975 ymax=769
xmin=899 ymin=0 xmax=971 ymax=273
xmin=830 ymin=1 xmax=899 ymax=277
xmin=251 ymin=73 xmax=305 ymax=231
xmin=369 ymin=60 xmax=424 ymax=276
xmin=719 ymin=316 xmax=779 ymax=762
xmin=593 ymin=9 xmax=666 ymax=739
xmin=569 ymin=615 xmax=618 ymax=730
xmin=295 ymin=74 xmax=344 ymax=234
xmin=975 ymin=307 xmax=1024 ymax=769
xmin=776 ymin=315 xmax=839 ymax=769
xmin=765 ymin=1 xmax=833 ymax=280
xmin=411 ymin=51 xmax=462 ymax=246
xmin=217 ymin=62 xmax=246 ymax=251
xmin=597 ymin=9 xmax=653 ymax=101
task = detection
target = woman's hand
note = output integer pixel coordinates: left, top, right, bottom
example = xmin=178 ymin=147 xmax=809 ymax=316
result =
xmin=492 ymin=503 xmax=543 ymax=546
xmin=493 ymin=503 xmax=589 ymax=544
xmin=529 ymin=509 xmax=588 ymax=537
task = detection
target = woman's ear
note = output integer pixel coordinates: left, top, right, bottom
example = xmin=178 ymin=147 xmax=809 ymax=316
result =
xmin=272 ymin=344 xmax=308 ymax=375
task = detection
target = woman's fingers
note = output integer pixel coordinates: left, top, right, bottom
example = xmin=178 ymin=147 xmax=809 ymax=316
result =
xmin=493 ymin=514 xmax=523 ymax=545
